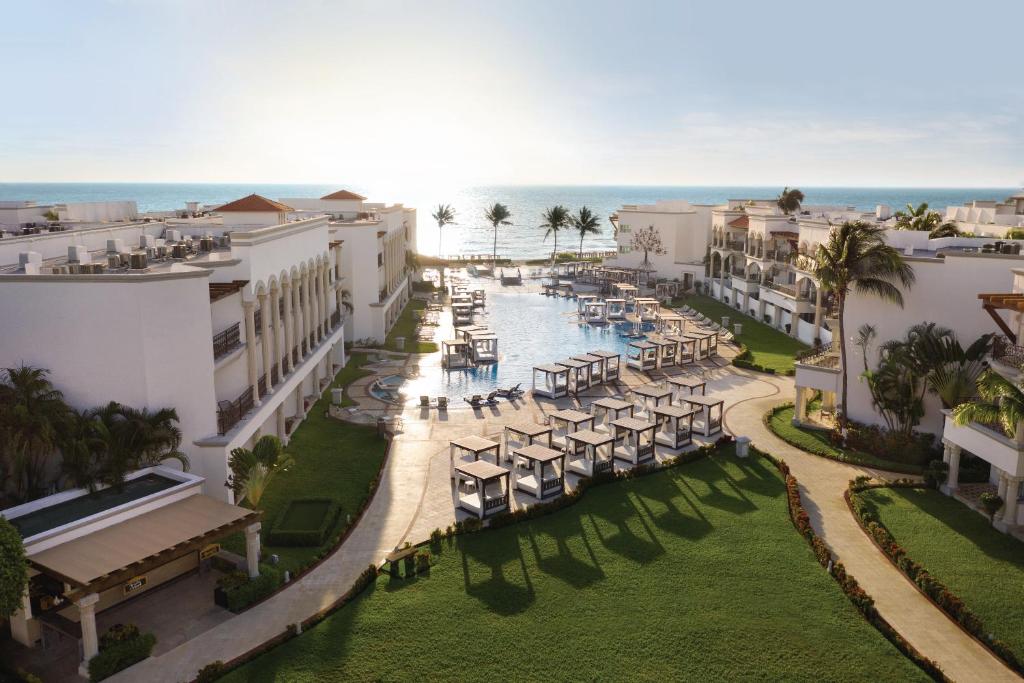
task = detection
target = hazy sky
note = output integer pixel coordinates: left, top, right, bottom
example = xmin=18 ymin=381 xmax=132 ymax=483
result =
xmin=3 ymin=0 xmax=1022 ymax=188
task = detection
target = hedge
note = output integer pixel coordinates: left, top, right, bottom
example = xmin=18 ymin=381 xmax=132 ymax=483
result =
xmin=224 ymin=564 xmax=285 ymax=613
xmin=847 ymin=480 xmax=1024 ymax=676
xmin=88 ymin=632 xmax=156 ymax=682
xmin=266 ymin=499 xmax=342 ymax=547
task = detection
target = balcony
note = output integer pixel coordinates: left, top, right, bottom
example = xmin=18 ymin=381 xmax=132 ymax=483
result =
xmin=992 ymin=336 xmax=1024 ymax=382
xmin=796 ymin=342 xmax=840 ymax=369
xmin=763 ymin=281 xmax=798 ymax=298
xmin=942 ymin=411 xmax=1024 ymax=480
xmin=212 ymin=323 xmax=242 ymax=360
xmin=217 ymin=387 xmax=255 ymax=435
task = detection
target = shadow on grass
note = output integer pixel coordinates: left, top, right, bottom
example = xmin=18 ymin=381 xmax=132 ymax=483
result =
xmin=585 ymin=493 xmax=665 ymax=565
xmin=524 ymin=517 xmax=606 ymax=589
xmin=458 ymin=532 xmax=535 ymax=615
xmin=632 ymin=476 xmax=713 ymax=541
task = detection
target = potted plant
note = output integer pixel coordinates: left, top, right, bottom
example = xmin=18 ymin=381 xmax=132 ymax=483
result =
xmin=980 ymin=492 xmax=1004 ymax=522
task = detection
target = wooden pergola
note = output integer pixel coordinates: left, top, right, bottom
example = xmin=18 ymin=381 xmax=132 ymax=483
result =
xmin=681 ymin=394 xmax=725 ymax=437
xmin=648 ymin=335 xmax=677 ymax=368
xmin=533 ymin=363 xmax=570 ymax=398
xmin=667 ymin=375 xmax=707 ymax=403
xmin=657 ymin=311 xmax=685 ymax=335
xmin=504 ymin=423 xmax=553 ymax=462
xmin=454 ymin=460 xmax=510 ymax=519
xmin=582 ymin=300 xmax=608 ymax=324
xmin=627 ymin=340 xmax=658 ymax=371
xmin=589 ymin=350 xmax=621 ymax=381
xmin=652 ymin=404 xmax=699 ymax=450
xmin=556 ymin=357 xmax=592 ymax=393
xmin=548 ymin=408 xmax=596 ymax=449
xmin=442 ymin=339 xmax=471 ymax=368
xmin=512 ymin=444 xmax=566 ymax=500
xmin=634 ymin=297 xmax=660 ymax=322
xmin=449 ymin=435 xmax=501 ymax=478
xmin=979 ymin=293 xmax=1024 ymax=342
xmin=572 ymin=353 xmax=605 ymax=386
xmin=610 ymin=417 xmax=657 ymax=465
xmin=565 ymin=429 xmax=615 ymax=476
xmin=631 ymin=384 xmax=672 ymax=419
xmin=606 ymin=298 xmax=627 ymax=320
xmin=590 ymin=397 xmax=635 ymax=433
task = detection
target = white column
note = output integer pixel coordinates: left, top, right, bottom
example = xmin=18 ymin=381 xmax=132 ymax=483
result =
xmin=243 ymin=300 xmax=260 ymax=405
xmin=1003 ymin=477 xmax=1020 ymax=525
xmin=790 ymin=310 xmax=800 ymax=339
xmin=793 ymin=386 xmax=807 ymax=424
xmin=271 ymin=284 xmax=283 ymax=381
xmin=293 ymin=275 xmax=305 ymax=357
xmin=258 ymin=291 xmax=273 ymax=393
xmin=301 ymin=272 xmax=311 ymax=353
xmin=245 ymin=522 xmax=262 ymax=579
xmin=997 ymin=473 xmax=1008 ymax=500
xmin=944 ymin=443 xmax=961 ymax=492
xmin=77 ymin=593 xmax=100 ymax=677
xmin=276 ymin=404 xmax=286 ymax=440
xmin=9 ymin=585 xmax=34 ymax=647
xmin=282 ymin=280 xmax=295 ymax=373
xmin=312 ymin=266 xmax=323 ymax=343
xmin=322 ymin=267 xmax=332 ymax=330
xmin=812 ymin=286 xmax=824 ymax=343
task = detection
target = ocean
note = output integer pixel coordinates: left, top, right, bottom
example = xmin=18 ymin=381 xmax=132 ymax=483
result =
xmin=0 ymin=183 xmax=1015 ymax=260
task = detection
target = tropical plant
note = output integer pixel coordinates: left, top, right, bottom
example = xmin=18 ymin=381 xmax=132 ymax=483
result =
xmin=540 ymin=205 xmax=569 ymax=264
xmin=59 ymin=409 xmax=105 ymax=492
xmin=226 ymin=435 xmax=293 ymax=506
xmin=893 ymin=202 xmax=959 ymax=238
xmin=570 ymin=206 xmax=602 ymax=258
xmin=339 ymin=289 xmax=353 ymax=315
xmin=953 ymin=370 xmax=1024 ymax=441
xmin=776 ymin=187 xmax=805 ymax=215
xmin=0 ymin=365 xmax=70 ymax=502
xmin=928 ymin=222 xmax=960 ymax=239
xmin=0 ymin=516 xmax=27 ymax=619
xmin=813 ymin=221 xmax=915 ymax=428
xmin=90 ymin=402 xmax=189 ymax=489
xmin=431 ymin=204 xmax=456 ymax=288
xmin=980 ymin=492 xmax=1004 ymax=522
xmin=484 ymin=203 xmax=512 ymax=272
xmin=631 ymin=225 xmax=665 ymax=271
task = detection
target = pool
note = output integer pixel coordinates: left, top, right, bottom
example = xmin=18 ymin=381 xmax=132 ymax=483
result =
xmin=369 ymin=374 xmax=407 ymax=404
xmin=398 ymin=291 xmax=654 ymax=403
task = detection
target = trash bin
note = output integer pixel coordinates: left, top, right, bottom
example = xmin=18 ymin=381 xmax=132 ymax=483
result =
xmin=734 ymin=323 xmax=743 ymax=336
xmin=721 ymin=316 xmax=730 ymax=329
xmin=736 ymin=436 xmax=750 ymax=458
xmin=395 ymin=336 xmax=405 ymax=350
xmin=331 ymin=388 xmax=344 ymax=405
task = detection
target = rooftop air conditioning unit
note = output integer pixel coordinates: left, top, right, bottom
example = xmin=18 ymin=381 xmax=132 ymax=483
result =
xmin=108 ymin=254 xmax=121 ymax=269
xmin=157 ymin=245 xmax=169 ymax=258
xmin=89 ymin=263 xmax=106 ymax=274
xmin=129 ymin=252 xmax=148 ymax=270
xmin=106 ymin=238 xmax=125 ymax=254
xmin=171 ymin=244 xmax=186 ymax=259
xmin=140 ymin=234 xmax=157 ymax=249
xmin=67 ymin=245 xmax=91 ymax=264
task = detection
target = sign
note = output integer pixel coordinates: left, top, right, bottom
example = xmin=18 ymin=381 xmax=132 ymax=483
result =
xmin=199 ymin=543 xmax=221 ymax=561
xmin=123 ymin=575 xmax=147 ymax=596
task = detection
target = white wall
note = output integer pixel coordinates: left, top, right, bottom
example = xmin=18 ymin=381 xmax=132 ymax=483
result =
xmin=614 ymin=201 xmax=710 ymax=278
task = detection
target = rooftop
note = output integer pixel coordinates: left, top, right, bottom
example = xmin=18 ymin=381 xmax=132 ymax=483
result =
xmin=321 ymin=189 xmax=367 ymax=201
xmin=215 ymin=194 xmax=293 ymax=213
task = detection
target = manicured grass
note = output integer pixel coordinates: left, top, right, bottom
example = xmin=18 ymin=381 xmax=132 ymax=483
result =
xmin=276 ymin=500 xmax=333 ymax=530
xmin=768 ymin=405 xmax=924 ymax=475
xmin=679 ymin=294 xmax=807 ymax=373
xmin=855 ymin=487 xmax=1024 ymax=661
xmin=224 ymin=454 xmax=926 ymax=682
xmin=384 ymin=298 xmax=438 ymax=354
xmin=334 ymin=352 xmax=375 ymax=407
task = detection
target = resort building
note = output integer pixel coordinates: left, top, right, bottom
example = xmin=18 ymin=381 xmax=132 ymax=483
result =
xmin=943 ymin=191 xmax=1024 ymax=237
xmin=0 ymin=193 xmax=348 ymax=503
xmin=608 ymin=200 xmax=713 ymax=288
xmin=282 ymin=190 xmax=417 ymax=343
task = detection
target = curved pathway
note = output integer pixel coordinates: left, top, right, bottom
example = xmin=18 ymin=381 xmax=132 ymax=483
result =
xmin=723 ymin=370 xmax=1020 ymax=683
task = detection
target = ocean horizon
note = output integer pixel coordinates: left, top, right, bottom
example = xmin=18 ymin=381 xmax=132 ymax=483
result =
xmin=0 ymin=183 xmax=1015 ymax=259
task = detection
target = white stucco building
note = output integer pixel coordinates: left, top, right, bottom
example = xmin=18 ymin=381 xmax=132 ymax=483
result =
xmin=943 ymin=191 xmax=1024 ymax=237
xmin=0 ymin=193 xmax=348 ymax=503
xmin=607 ymin=200 xmax=714 ymax=288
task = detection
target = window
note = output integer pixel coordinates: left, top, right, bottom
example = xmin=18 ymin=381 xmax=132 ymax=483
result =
xmin=619 ymin=224 xmax=631 ymax=233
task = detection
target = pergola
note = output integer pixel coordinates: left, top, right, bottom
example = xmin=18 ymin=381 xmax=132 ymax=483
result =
xmin=582 ymin=300 xmax=608 ymax=324
xmin=657 ymin=311 xmax=685 ymax=335
xmin=667 ymin=375 xmax=707 ymax=403
xmin=454 ymin=460 xmax=510 ymax=519
xmin=533 ymin=363 xmax=570 ymax=398
xmin=979 ymin=293 xmax=1024 ymax=342
xmin=556 ymin=357 xmax=591 ymax=393
xmin=576 ymin=294 xmax=598 ymax=315
xmin=681 ymin=394 xmax=725 ymax=437
xmin=452 ymin=302 xmax=474 ymax=325
xmin=442 ymin=339 xmax=471 ymax=368
xmin=449 ymin=435 xmax=501 ymax=478
xmin=468 ymin=331 xmax=498 ymax=363
xmin=631 ymin=384 xmax=672 ymax=419
xmin=548 ymin=408 xmax=596 ymax=448
xmin=652 ymin=404 xmax=698 ymax=450
xmin=512 ymin=444 xmax=566 ymax=500
xmin=471 ymin=288 xmax=486 ymax=307
xmin=606 ymin=298 xmax=627 ymax=320
xmin=613 ymin=283 xmax=638 ymax=304
xmin=572 ymin=353 xmax=605 ymax=386
xmin=655 ymin=281 xmax=681 ymax=300
xmin=626 ymin=340 xmax=658 ymax=371
xmin=683 ymin=331 xmax=713 ymax=360
xmin=635 ymin=297 xmax=660 ymax=321
xmin=611 ymin=417 xmax=657 ymax=465
xmin=589 ymin=350 xmax=621 ymax=382
xmin=565 ymin=429 xmax=615 ymax=476
xmin=504 ymin=423 xmax=553 ymax=462
xmin=648 ymin=335 xmax=677 ymax=368
xmin=454 ymin=324 xmax=486 ymax=341
xmin=555 ymin=261 xmax=583 ymax=280
xmin=665 ymin=334 xmax=697 ymax=365
xmin=590 ymin=397 xmax=634 ymax=434
xmin=451 ymin=292 xmax=473 ymax=306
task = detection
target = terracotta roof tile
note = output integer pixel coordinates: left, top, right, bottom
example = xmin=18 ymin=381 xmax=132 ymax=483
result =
xmin=321 ymin=190 xmax=367 ymax=201
xmin=214 ymin=194 xmax=293 ymax=213
xmin=727 ymin=216 xmax=750 ymax=229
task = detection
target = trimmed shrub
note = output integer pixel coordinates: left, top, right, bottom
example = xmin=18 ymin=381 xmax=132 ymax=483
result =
xmin=224 ymin=564 xmax=284 ymax=613
xmin=195 ymin=662 xmax=225 ymax=683
xmin=266 ymin=499 xmax=342 ymax=547
xmin=88 ymin=630 xmax=156 ymax=682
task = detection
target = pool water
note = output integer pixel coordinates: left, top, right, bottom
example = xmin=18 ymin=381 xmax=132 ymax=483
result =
xmin=399 ymin=291 xmax=654 ymax=402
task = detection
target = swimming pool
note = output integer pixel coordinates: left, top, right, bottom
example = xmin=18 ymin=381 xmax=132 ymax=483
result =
xmin=398 ymin=291 xmax=653 ymax=403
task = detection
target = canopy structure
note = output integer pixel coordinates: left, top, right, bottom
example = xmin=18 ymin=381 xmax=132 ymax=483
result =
xmin=548 ymin=408 xmax=596 ymax=448
xmin=610 ymin=417 xmax=656 ymax=465
xmin=627 ymin=340 xmax=658 ymax=371
xmin=468 ymin=331 xmax=498 ymax=363
xmin=454 ymin=325 xmax=486 ymax=341
xmin=655 ymin=281 xmax=681 ymax=300
xmin=682 ymin=331 xmax=714 ymax=360
xmin=471 ymin=288 xmax=486 ymax=307
xmin=652 ymin=404 xmax=699 ymax=450
xmin=606 ymin=298 xmax=626 ymax=320
xmin=452 ymin=302 xmax=474 ymax=325
xmin=681 ymin=394 xmax=725 ymax=437
xmin=667 ymin=375 xmax=707 ymax=403
xmin=612 ymin=283 xmax=638 ymax=304
xmin=590 ymin=397 xmax=634 ymax=433
xmin=582 ymin=300 xmax=608 ymax=324
xmin=634 ymin=297 xmax=660 ymax=322
xmin=533 ymin=363 xmax=569 ymax=399
xmin=647 ymin=335 xmax=677 ymax=368
xmin=576 ymin=294 xmax=598 ymax=315
xmin=454 ymin=460 xmax=510 ymax=519
xmin=512 ymin=444 xmax=566 ymax=500
xmin=565 ymin=429 xmax=615 ymax=477
xmin=504 ymin=423 xmax=553 ymax=461
xmin=657 ymin=311 xmax=685 ymax=335
xmin=571 ymin=353 xmax=604 ymax=386
xmin=664 ymin=334 xmax=697 ymax=365
xmin=442 ymin=339 xmax=471 ymax=368
xmin=589 ymin=350 xmax=621 ymax=382
xmin=449 ymin=435 xmax=501 ymax=478
xmin=556 ymin=357 xmax=591 ymax=393
xmin=631 ymin=384 xmax=672 ymax=419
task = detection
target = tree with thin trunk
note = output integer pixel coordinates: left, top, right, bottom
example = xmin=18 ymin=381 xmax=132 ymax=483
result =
xmin=540 ymin=205 xmax=569 ymax=266
xmin=813 ymin=221 xmax=915 ymax=430
xmin=571 ymin=206 xmax=602 ymax=259
xmin=0 ymin=365 xmax=70 ymax=502
xmin=484 ymin=203 xmax=512 ymax=275
xmin=225 ymin=435 xmax=293 ymax=506
xmin=431 ymin=204 xmax=456 ymax=289
xmin=776 ymin=187 xmax=805 ymax=215
xmin=631 ymin=225 xmax=665 ymax=272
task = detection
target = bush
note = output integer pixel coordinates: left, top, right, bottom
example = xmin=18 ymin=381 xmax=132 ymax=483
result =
xmin=411 ymin=281 xmax=436 ymax=292
xmin=923 ymin=460 xmax=948 ymax=489
xmin=88 ymin=630 xmax=156 ymax=681
xmin=224 ymin=564 xmax=284 ymax=612
xmin=99 ymin=623 xmax=140 ymax=649
xmin=195 ymin=661 xmax=226 ymax=683
xmin=415 ymin=550 xmax=432 ymax=573
xmin=266 ymin=499 xmax=342 ymax=547
xmin=980 ymin=492 xmax=1004 ymax=521
xmin=838 ymin=422 xmax=939 ymax=467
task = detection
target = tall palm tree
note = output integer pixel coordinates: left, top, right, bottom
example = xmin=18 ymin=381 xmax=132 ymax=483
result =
xmin=58 ymin=409 xmax=104 ymax=492
xmin=953 ymin=370 xmax=1024 ymax=442
xmin=813 ymin=221 xmax=915 ymax=428
xmin=0 ymin=366 xmax=69 ymax=501
xmin=776 ymin=187 xmax=805 ymax=215
xmin=893 ymin=202 xmax=958 ymax=237
xmin=226 ymin=435 xmax=293 ymax=506
xmin=571 ymin=206 xmax=602 ymax=259
xmin=540 ymin=205 xmax=569 ymax=265
xmin=431 ymin=204 xmax=456 ymax=289
xmin=484 ymin=203 xmax=512 ymax=273
xmin=91 ymin=402 xmax=188 ymax=489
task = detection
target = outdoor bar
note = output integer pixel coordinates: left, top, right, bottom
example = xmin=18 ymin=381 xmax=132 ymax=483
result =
xmin=548 ymin=408 xmax=596 ymax=449
xmin=611 ymin=417 xmax=657 ymax=465
xmin=565 ymin=429 xmax=615 ymax=476
xmin=626 ymin=340 xmax=658 ymax=371
xmin=652 ymin=404 xmax=698 ymax=450
xmin=590 ymin=397 xmax=634 ymax=434
xmin=532 ymin=363 xmax=570 ymax=399
xmin=589 ymin=349 xmax=621 ymax=381
xmin=468 ymin=331 xmax=499 ymax=363
xmin=583 ymin=300 xmax=608 ymax=324
xmin=512 ymin=444 xmax=566 ymax=500
xmin=606 ymin=298 xmax=626 ymax=320
xmin=630 ymin=384 xmax=673 ymax=420
xmin=449 ymin=435 xmax=501 ymax=478
xmin=556 ymin=357 xmax=591 ymax=393
xmin=681 ymin=394 xmax=725 ymax=437
xmin=504 ymin=423 xmax=553 ymax=462
xmin=571 ymin=353 xmax=605 ymax=386
xmin=441 ymin=339 xmax=471 ymax=368
xmin=667 ymin=375 xmax=707 ymax=403
xmin=454 ymin=460 xmax=510 ymax=519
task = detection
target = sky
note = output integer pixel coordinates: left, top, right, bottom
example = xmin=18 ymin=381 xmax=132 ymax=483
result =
xmin=1 ymin=0 xmax=1022 ymax=188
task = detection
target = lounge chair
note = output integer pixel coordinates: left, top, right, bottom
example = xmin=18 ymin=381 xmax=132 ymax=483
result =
xmin=495 ymin=383 xmax=523 ymax=398
xmin=437 ymin=396 xmax=448 ymax=410
xmin=420 ymin=395 xmax=431 ymax=408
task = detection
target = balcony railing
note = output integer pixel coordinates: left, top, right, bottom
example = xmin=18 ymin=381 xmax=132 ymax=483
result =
xmin=331 ymin=310 xmax=341 ymax=327
xmin=213 ymin=323 xmax=242 ymax=360
xmin=217 ymin=386 xmax=255 ymax=435
xmin=763 ymin=281 xmax=798 ymax=298
xmin=993 ymin=336 xmax=1024 ymax=371
xmin=796 ymin=342 xmax=840 ymax=368
xmin=725 ymin=241 xmax=745 ymax=251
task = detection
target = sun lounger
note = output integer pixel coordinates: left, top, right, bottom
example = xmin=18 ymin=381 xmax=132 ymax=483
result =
xmin=420 ymin=395 xmax=431 ymax=407
xmin=437 ymin=396 xmax=448 ymax=410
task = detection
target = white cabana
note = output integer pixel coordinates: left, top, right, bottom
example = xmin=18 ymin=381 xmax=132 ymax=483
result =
xmin=635 ymin=297 xmax=660 ymax=322
xmin=655 ymin=281 xmax=681 ymax=300
xmin=454 ymin=325 xmax=486 ymax=341
xmin=657 ymin=311 xmax=685 ymax=335
xmin=576 ymin=294 xmax=598 ymax=315
xmin=471 ymin=288 xmax=486 ymax=307
xmin=652 ymin=404 xmax=698 ymax=450
xmin=611 ymin=417 xmax=656 ymax=465
xmin=454 ymin=460 xmax=510 ymax=519
xmin=648 ymin=335 xmax=677 ymax=368
xmin=583 ymin=300 xmax=608 ymax=324
xmin=468 ymin=331 xmax=499 ymax=363
xmin=613 ymin=283 xmax=638 ymax=304
xmin=681 ymin=394 xmax=726 ymax=437
xmin=556 ymin=358 xmax=591 ymax=393
xmin=590 ymin=397 xmax=634 ymax=434
xmin=565 ymin=429 xmax=615 ymax=476
xmin=449 ymin=435 xmax=501 ymax=478
xmin=683 ymin=332 xmax=712 ymax=360
xmin=589 ymin=350 xmax=621 ymax=382
xmin=627 ymin=340 xmax=658 ymax=372
xmin=504 ymin=423 xmax=553 ymax=462
xmin=665 ymin=335 xmax=697 ymax=365
xmin=606 ymin=298 xmax=626 ymax=320
xmin=452 ymin=302 xmax=474 ymax=325
xmin=533 ymin=363 xmax=570 ymax=399
xmin=630 ymin=384 xmax=672 ymax=420
xmin=571 ymin=353 xmax=604 ymax=386
xmin=667 ymin=375 xmax=706 ymax=403
xmin=512 ymin=444 xmax=565 ymax=500
xmin=548 ymin=408 xmax=595 ymax=449
xmin=442 ymin=339 xmax=471 ymax=368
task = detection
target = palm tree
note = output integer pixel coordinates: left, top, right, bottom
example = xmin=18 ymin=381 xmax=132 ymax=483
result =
xmin=540 ymin=205 xmax=569 ymax=265
xmin=776 ymin=187 xmax=805 ymax=215
xmin=59 ymin=409 xmax=104 ymax=492
xmin=484 ymin=203 xmax=512 ymax=273
xmin=570 ymin=206 xmax=602 ymax=259
xmin=893 ymin=202 xmax=945 ymax=233
xmin=431 ymin=204 xmax=456 ymax=289
xmin=953 ymin=370 xmax=1024 ymax=443
xmin=928 ymin=221 xmax=960 ymax=239
xmin=0 ymin=366 xmax=69 ymax=501
xmin=226 ymin=435 xmax=293 ymax=506
xmin=91 ymin=402 xmax=189 ymax=489
xmin=813 ymin=221 xmax=915 ymax=429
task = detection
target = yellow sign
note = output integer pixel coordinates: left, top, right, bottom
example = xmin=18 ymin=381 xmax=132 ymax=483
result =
xmin=123 ymin=575 xmax=147 ymax=595
xmin=199 ymin=543 xmax=221 ymax=561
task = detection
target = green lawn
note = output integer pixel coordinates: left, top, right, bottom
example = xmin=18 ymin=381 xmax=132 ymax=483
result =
xmin=334 ymin=352 xmax=375 ymax=407
xmin=224 ymin=454 xmax=926 ymax=682
xmin=854 ymin=487 xmax=1024 ymax=661
xmin=223 ymin=358 xmax=388 ymax=573
xmin=385 ymin=298 xmax=438 ymax=353
xmin=767 ymin=405 xmax=924 ymax=475
xmin=679 ymin=294 xmax=807 ymax=373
